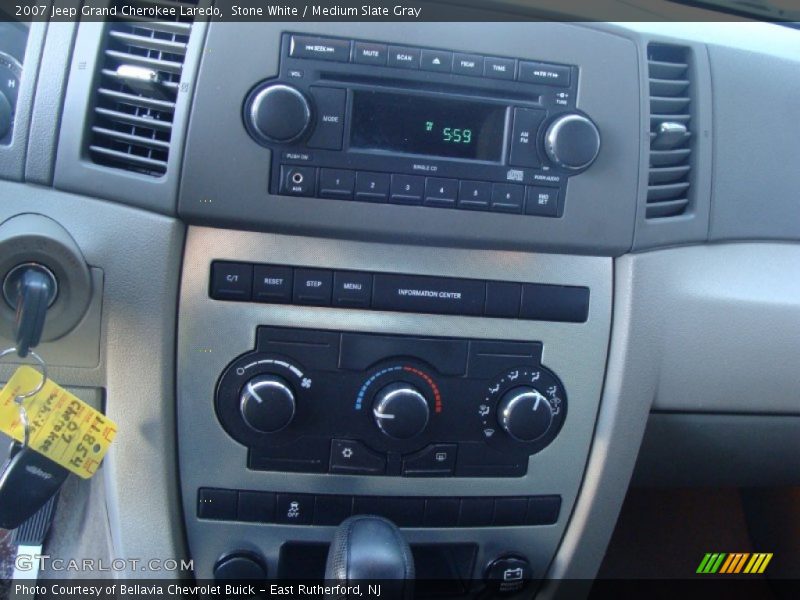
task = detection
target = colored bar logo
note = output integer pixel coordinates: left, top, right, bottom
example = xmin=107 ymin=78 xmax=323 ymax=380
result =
xmin=697 ymin=553 xmax=773 ymax=574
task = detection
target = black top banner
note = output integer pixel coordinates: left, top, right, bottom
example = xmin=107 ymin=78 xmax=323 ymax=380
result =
xmin=1 ymin=0 xmax=799 ymax=23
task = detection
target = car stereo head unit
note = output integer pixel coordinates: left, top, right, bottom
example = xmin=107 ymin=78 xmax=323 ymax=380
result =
xmin=243 ymin=33 xmax=601 ymax=219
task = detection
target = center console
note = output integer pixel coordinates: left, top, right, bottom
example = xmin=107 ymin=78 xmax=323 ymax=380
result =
xmin=176 ymin=20 xmax=634 ymax=595
xmin=178 ymin=229 xmax=611 ymax=591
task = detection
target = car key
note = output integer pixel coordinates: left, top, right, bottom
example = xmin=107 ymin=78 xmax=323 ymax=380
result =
xmin=12 ymin=493 xmax=59 ymax=582
xmin=13 ymin=267 xmax=54 ymax=358
xmin=0 ymin=441 xmax=70 ymax=530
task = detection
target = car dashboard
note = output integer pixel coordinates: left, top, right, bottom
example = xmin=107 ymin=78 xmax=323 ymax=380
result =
xmin=0 ymin=2 xmax=799 ymax=597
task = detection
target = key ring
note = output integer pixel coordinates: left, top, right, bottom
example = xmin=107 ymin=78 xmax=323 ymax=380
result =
xmin=0 ymin=346 xmax=48 ymax=448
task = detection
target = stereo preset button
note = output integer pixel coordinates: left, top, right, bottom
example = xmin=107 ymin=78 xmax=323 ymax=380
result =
xmin=319 ymin=168 xmax=355 ymax=199
xmin=307 ymin=87 xmax=346 ymax=150
xmin=211 ymin=261 xmax=253 ymax=301
xmin=424 ymin=177 xmax=458 ymax=207
xmin=491 ymin=184 xmax=525 ymax=213
xmin=421 ymin=49 xmax=453 ymax=72
xmin=525 ymin=186 xmax=560 ymax=217
xmin=509 ymin=108 xmax=546 ymax=168
xmin=289 ymin=36 xmax=350 ymax=62
xmin=253 ymin=265 xmax=293 ymax=303
xmin=390 ymin=174 xmax=425 ymax=205
xmin=293 ymin=268 xmax=333 ymax=305
xmin=388 ymin=46 xmax=420 ymax=69
xmin=518 ymin=61 xmax=571 ymax=87
xmin=353 ymin=41 xmax=387 ymax=65
xmin=280 ymin=165 xmax=316 ymax=196
xmin=356 ymin=172 xmax=391 ymax=202
xmin=458 ymin=180 xmax=492 ymax=210
xmin=453 ymin=53 xmax=484 ymax=76
xmin=330 ymin=439 xmax=387 ymax=475
xmin=372 ymin=274 xmax=486 ymax=316
xmin=484 ymin=57 xmax=516 ymax=80
xmin=333 ymin=271 xmax=373 ymax=308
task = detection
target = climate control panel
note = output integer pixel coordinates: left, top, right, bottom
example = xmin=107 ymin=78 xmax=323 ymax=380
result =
xmin=215 ymin=327 xmax=567 ymax=478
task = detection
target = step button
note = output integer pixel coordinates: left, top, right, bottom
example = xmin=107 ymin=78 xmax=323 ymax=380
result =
xmin=293 ymin=268 xmax=333 ymax=305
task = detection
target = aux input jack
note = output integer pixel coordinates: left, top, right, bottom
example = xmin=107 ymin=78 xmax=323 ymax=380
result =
xmin=291 ymin=172 xmax=304 ymax=185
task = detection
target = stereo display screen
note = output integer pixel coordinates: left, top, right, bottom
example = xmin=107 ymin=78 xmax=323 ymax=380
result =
xmin=350 ymin=91 xmax=507 ymax=162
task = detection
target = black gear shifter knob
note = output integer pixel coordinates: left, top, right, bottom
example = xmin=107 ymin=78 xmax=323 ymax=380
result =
xmin=324 ymin=515 xmax=414 ymax=600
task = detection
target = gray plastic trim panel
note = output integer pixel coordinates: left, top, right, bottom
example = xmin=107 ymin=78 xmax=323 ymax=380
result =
xmin=633 ymin=412 xmax=800 ymax=488
xmin=0 ymin=180 xmax=186 ymax=577
xmin=177 ymin=226 xmax=612 ymax=579
xmin=179 ymin=22 xmax=640 ymax=256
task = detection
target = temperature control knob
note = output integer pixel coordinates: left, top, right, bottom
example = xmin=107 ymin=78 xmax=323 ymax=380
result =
xmin=239 ymin=374 xmax=296 ymax=433
xmin=245 ymin=84 xmax=311 ymax=145
xmin=372 ymin=383 xmax=430 ymax=440
xmin=497 ymin=387 xmax=554 ymax=443
xmin=544 ymin=113 xmax=601 ymax=171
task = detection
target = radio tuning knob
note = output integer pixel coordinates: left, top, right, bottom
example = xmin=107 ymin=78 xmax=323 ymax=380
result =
xmin=544 ymin=113 xmax=601 ymax=172
xmin=497 ymin=387 xmax=554 ymax=443
xmin=372 ymin=383 xmax=430 ymax=440
xmin=244 ymin=83 xmax=311 ymax=145
xmin=239 ymin=374 xmax=296 ymax=433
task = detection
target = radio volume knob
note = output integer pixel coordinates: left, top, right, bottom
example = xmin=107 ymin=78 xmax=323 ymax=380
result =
xmin=239 ymin=375 xmax=296 ymax=433
xmin=372 ymin=383 xmax=430 ymax=440
xmin=497 ymin=387 xmax=554 ymax=443
xmin=544 ymin=113 xmax=601 ymax=171
xmin=244 ymin=83 xmax=311 ymax=145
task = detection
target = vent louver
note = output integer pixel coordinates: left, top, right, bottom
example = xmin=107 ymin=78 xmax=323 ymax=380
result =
xmin=646 ymin=44 xmax=693 ymax=219
xmin=88 ymin=1 xmax=198 ymax=176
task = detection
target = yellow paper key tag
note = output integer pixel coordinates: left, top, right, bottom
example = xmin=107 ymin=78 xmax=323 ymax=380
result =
xmin=0 ymin=366 xmax=117 ymax=479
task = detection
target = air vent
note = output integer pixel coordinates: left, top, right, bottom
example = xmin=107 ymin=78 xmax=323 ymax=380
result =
xmin=88 ymin=1 xmax=198 ymax=176
xmin=646 ymin=44 xmax=693 ymax=219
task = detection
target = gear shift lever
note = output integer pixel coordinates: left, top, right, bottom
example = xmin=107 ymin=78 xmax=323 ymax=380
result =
xmin=324 ymin=515 xmax=414 ymax=600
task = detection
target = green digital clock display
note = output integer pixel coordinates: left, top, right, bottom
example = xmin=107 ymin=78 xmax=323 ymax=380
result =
xmin=351 ymin=91 xmax=506 ymax=161
xmin=426 ymin=121 xmax=473 ymax=145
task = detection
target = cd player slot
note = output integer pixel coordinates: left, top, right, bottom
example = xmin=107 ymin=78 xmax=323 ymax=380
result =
xmin=316 ymin=72 xmax=543 ymax=106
